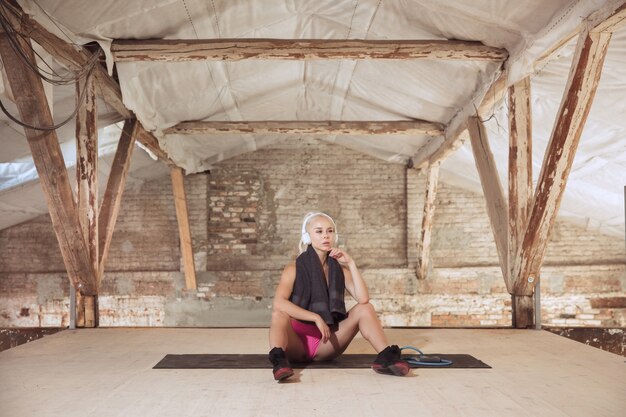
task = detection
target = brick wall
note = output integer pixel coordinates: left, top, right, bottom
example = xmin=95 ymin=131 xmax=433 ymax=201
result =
xmin=105 ymin=178 xmax=180 ymax=272
xmin=407 ymin=169 xmax=625 ymax=267
xmin=0 ymin=138 xmax=624 ymax=328
xmin=204 ymin=138 xmax=407 ymax=270
xmin=0 ymin=217 xmax=65 ymax=273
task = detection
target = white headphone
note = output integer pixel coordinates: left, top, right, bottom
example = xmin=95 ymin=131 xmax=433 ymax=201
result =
xmin=301 ymin=212 xmax=339 ymax=245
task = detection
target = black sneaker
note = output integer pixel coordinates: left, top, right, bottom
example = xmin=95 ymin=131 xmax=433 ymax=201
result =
xmin=371 ymin=345 xmax=410 ymax=376
xmin=268 ymin=347 xmax=294 ymax=381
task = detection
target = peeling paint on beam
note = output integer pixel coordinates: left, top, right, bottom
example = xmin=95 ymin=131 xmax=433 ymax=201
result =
xmin=508 ymin=77 xmax=532 ymax=294
xmin=513 ymin=28 xmax=612 ymax=296
xmin=111 ymin=39 xmax=508 ymax=62
xmin=416 ymin=163 xmax=440 ymax=280
xmin=165 ymin=120 xmax=444 ymax=137
xmin=588 ymin=1 xmax=626 ymax=34
xmin=76 ymin=75 xmax=100 ymax=291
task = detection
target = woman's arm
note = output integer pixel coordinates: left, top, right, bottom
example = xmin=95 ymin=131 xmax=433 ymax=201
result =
xmin=272 ymin=263 xmax=331 ymax=341
xmin=329 ymin=248 xmax=370 ymax=304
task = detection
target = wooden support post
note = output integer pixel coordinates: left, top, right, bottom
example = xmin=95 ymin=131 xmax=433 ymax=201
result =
xmin=83 ymin=295 xmax=96 ymax=328
xmin=512 ymin=293 xmax=534 ymax=329
xmin=170 ymin=167 xmax=197 ymax=290
xmin=467 ymin=116 xmax=509 ymax=288
xmin=76 ymin=292 xmax=85 ymax=327
xmin=508 ymin=77 xmax=533 ymax=279
xmin=512 ymin=25 xmax=612 ymax=308
xmin=98 ymin=120 xmax=138 ymax=278
xmin=508 ymin=77 xmax=534 ymax=325
xmin=416 ymin=163 xmax=440 ymax=280
xmin=76 ymin=73 xmax=99 ymax=326
xmin=0 ymin=27 xmax=97 ymax=295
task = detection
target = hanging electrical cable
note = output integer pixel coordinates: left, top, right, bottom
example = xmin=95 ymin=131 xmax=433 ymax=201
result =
xmin=0 ymin=71 xmax=94 ymax=131
xmin=0 ymin=3 xmax=101 ymax=131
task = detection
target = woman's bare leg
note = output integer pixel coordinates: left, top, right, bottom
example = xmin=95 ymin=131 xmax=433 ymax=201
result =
xmin=268 ymin=310 xmax=309 ymax=362
xmin=313 ymin=302 xmax=389 ymax=361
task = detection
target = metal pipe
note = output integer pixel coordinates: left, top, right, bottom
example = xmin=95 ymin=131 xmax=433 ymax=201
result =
xmin=534 ymin=278 xmax=541 ymax=330
xmin=69 ymin=285 xmax=76 ymax=329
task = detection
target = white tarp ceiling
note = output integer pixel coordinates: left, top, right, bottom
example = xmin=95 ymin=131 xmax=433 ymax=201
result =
xmin=0 ymin=0 xmax=624 ymax=238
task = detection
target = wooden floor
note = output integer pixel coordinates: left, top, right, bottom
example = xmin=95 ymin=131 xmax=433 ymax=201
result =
xmin=0 ymin=328 xmax=624 ymax=417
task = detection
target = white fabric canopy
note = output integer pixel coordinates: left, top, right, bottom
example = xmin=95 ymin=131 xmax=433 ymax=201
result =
xmin=1 ymin=0 xmax=624 ymax=237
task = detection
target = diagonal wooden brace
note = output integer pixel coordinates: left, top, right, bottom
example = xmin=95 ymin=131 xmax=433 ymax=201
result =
xmin=0 ymin=30 xmax=97 ymax=295
xmin=512 ymin=27 xmax=612 ymax=297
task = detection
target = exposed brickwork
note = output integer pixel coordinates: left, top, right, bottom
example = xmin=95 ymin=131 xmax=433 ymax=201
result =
xmin=0 ymin=273 xmax=38 ymax=296
xmin=589 ymin=297 xmax=626 ymax=308
xmin=0 ymin=139 xmax=624 ymax=328
xmin=206 ymin=138 xmax=407 ymax=270
xmin=0 ymin=217 xmax=65 ymax=273
xmin=104 ymin=178 xmax=180 ymax=271
xmin=184 ymin=173 xmax=209 ymax=271
xmin=544 ymin=221 xmax=625 ymax=265
xmin=99 ymin=271 xmax=182 ymax=296
xmin=99 ymin=295 xmax=166 ymax=327
xmin=407 ymin=169 xmax=625 ymax=268
xmin=207 ymin=169 xmax=262 ymax=256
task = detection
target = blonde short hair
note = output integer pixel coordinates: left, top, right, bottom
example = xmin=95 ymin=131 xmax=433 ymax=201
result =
xmin=298 ymin=212 xmax=338 ymax=253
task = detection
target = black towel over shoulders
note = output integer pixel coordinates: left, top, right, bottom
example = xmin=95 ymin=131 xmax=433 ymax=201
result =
xmin=290 ymin=245 xmax=347 ymax=329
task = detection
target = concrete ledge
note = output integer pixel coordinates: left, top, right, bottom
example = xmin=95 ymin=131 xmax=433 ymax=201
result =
xmin=544 ymin=326 xmax=625 ymax=356
xmin=0 ymin=328 xmax=63 ymax=352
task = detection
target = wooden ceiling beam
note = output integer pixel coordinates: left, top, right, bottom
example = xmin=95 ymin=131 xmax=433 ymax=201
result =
xmin=590 ymin=1 xmax=626 ymax=33
xmin=414 ymin=2 xmax=625 ymax=172
xmin=136 ymin=123 xmax=172 ymax=161
xmin=411 ymin=70 xmax=506 ymax=170
xmin=111 ymin=38 xmax=508 ymax=62
xmin=165 ymin=120 xmax=444 ymax=137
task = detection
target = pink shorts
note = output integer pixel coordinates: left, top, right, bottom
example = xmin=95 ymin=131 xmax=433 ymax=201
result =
xmin=290 ymin=319 xmax=322 ymax=360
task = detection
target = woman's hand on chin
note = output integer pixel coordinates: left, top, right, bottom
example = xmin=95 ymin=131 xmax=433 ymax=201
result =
xmin=329 ymin=248 xmax=353 ymax=267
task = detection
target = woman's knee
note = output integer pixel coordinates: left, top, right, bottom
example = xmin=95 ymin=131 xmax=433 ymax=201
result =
xmin=351 ymin=302 xmax=376 ymax=319
xmin=271 ymin=309 xmax=291 ymax=324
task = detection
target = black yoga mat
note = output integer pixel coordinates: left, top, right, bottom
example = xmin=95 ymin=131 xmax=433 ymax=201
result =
xmin=153 ymin=354 xmax=490 ymax=369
